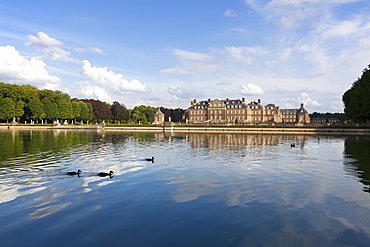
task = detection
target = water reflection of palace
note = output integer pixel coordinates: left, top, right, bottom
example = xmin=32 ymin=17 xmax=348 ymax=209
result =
xmin=182 ymin=133 xmax=310 ymax=149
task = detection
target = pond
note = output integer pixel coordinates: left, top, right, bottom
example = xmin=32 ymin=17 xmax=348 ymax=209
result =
xmin=0 ymin=129 xmax=370 ymax=247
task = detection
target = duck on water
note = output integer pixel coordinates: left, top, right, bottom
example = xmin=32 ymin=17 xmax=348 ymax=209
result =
xmin=98 ymin=171 xmax=114 ymax=177
xmin=66 ymin=169 xmax=82 ymax=176
xmin=145 ymin=157 xmax=155 ymax=163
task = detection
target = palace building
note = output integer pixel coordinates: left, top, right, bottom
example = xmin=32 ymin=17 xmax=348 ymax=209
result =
xmin=187 ymin=98 xmax=310 ymax=124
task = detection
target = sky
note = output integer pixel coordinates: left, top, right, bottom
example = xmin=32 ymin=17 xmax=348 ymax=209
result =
xmin=1 ymin=0 xmax=370 ymax=112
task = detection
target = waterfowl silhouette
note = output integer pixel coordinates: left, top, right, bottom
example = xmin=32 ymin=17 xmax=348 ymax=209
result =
xmin=145 ymin=157 xmax=155 ymax=163
xmin=291 ymin=143 xmax=296 ymax=148
xmin=98 ymin=171 xmax=114 ymax=177
xmin=66 ymin=169 xmax=82 ymax=176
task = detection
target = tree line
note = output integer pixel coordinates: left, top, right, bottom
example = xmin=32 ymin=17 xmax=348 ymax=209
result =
xmin=0 ymin=82 xmax=185 ymax=124
xmin=342 ymin=64 xmax=370 ymax=123
xmin=309 ymin=112 xmax=349 ymax=123
xmin=0 ymin=82 xmax=94 ymax=124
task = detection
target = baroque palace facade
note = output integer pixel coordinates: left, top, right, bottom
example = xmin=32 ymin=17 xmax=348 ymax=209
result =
xmin=187 ymin=98 xmax=310 ymax=124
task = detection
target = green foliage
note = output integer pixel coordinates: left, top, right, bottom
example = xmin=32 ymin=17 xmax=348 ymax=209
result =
xmin=130 ymin=105 xmax=157 ymax=123
xmin=0 ymin=82 xmax=146 ymax=124
xmin=15 ymin=100 xmax=25 ymax=121
xmin=42 ymin=98 xmax=59 ymax=121
xmin=0 ymin=82 xmax=39 ymax=104
xmin=57 ymin=99 xmax=73 ymax=120
xmin=343 ymin=64 xmax=370 ymax=122
xmin=79 ymin=101 xmax=92 ymax=122
xmin=28 ymin=98 xmax=45 ymax=121
xmin=0 ymin=97 xmax=15 ymax=121
xmin=39 ymin=89 xmax=70 ymax=102
xmin=71 ymin=101 xmax=81 ymax=120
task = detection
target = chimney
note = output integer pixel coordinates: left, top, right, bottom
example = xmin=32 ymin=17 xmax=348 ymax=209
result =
xmin=194 ymin=99 xmax=197 ymax=104
xmin=208 ymin=99 xmax=211 ymax=103
xmin=191 ymin=101 xmax=193 ymax=105
xmin=258 ymin=99 xmax=261 ymax=104
xmin=242 ymin=98 xmax=245 ymax=103
xmin=226 ymin=98 xmax=229 ymax=103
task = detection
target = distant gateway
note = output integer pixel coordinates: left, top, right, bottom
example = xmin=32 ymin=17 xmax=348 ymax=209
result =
xmin=186 ymin=98 xmax=310 ymax=124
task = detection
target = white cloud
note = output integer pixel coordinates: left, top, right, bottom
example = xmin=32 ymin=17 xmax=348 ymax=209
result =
xmin=224 ymin=9 xmax=237 ymax=17
xmin=230 ymin=27 xmax=247 ymax=32
xmin=25 ymin=31 xmax=62 ymax=48
xmin=264 ymin=0 xmax=364 ymax=29
xmin=225 ymin=46 xmax=265 ymax=64
xmin=0 ymin=45 xmax=61 ymax=87
xmin=172 ymin=49 xmax=213 ymax=61
xmin=274 ymin=84 xmax=298 ymax=92
xmin=321 ymin=18 xmax=364 ymax=38
xmin=159 ymin=49 xmax=219 ymax=74
xmin=300 ymin=92 xmax=319 ymax=106
xmin=75 ymin=46 xmax=107 ymax=55
xmin=77 ymin=81 xmax=113 ymax=103
xmin=81 ymin=60 xmax=146 ymax=92
xmin=265 ymin=2 xmax=317 ymax=29
xmin=330 ymin=97 xmax=345 ymax=112
xmin=25 ymin=32 xmax=78 ymax=62
xmin=240 ymin=83 xmax=264 ymax=95
xmin=44 ymin=46 xmax=78 ymax=62
xmin=167 ymin=85 xmax=204 ymax=99
xmin=245 ymin=0 xmax=262 ymax=12
xmin=267 ymin=0 xmax=362 ymax=6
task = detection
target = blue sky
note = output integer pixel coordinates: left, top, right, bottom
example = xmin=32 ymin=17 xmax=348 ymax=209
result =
xmin=1 ymin=0 xmax=370 ymax=112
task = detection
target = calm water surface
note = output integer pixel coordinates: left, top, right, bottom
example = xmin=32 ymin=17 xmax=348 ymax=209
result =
xmin=0 ymin=129 xmax=370 ymax=247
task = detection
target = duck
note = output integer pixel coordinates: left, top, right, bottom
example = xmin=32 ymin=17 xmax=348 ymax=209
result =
xmin=66 ymin=169 xmax=82 ymax=175
xmin=291 ymin=143 xmax=296 ymax=148
xmin=145 ymin=157 xmax=155 ymax=163
xmin=98 ymin=171 xmax=114 ymax=177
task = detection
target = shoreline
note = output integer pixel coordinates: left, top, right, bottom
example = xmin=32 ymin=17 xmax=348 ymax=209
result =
xmin=1 ymin=124 xmax=370 ymax=134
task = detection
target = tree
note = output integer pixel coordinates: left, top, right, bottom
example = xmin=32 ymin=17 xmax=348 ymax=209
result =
xmin=57 ymin=99 xmax=73 ymax=121
xmin=42 ymin=98 xmax=59 ymax=122
xmin=14 ymin=100 xmax=25 ymax=122
xmin=111 ymin=101 xmax=130 ymax=122
xmin=79 ymin=101 xmax=92 ymax=122
xmin=39 ymin=89 xmax=70 ymax=102
xmin=343 ymin=64 xmax=370 ymax=122
xmin=160 ymin=107 xmax=185 ymax=122
xmin=0 ymin=97 xmax=15 ymax=122
xmin=28 ymin=98 xmax=45 ymax=123
xmin=19 ymin=84 xmax=40 ymax=103
xmin=71 ymin=101 xmax=81 ymax=122
xmin=80 ymin=99 xmax=113 ymax=122
xmin=130 ymin=105 xmax=156 ymax=123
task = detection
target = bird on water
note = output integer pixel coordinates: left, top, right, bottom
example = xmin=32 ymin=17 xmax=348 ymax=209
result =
xmin=98 ymin=171 xmax=114 ymax=177
xmin=145 ymin=157 xmax=155 ymax=163
xmin=66 ymin=169 xmax=82 ymax=176
xmin=291 ymin=143 xmax=296 ymax=148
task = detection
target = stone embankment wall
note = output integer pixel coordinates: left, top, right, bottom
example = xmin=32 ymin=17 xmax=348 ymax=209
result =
xmin=1 ymin=123 xmax=369 ymax=134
